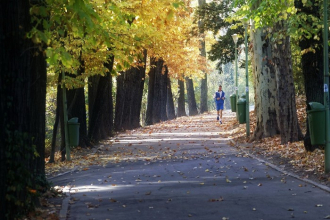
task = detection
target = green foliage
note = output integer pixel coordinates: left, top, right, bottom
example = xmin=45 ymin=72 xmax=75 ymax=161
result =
xmin=291 ymin=38 xmax=305 ymax=95
xmin=232 ymin=0 xmax=326 ymax=50
xmin=230 ymin=0 xmax=325 ymax=94
xmin=232 ymin=0 xmax=296 ymax=29
xmin=45 ymin=84 xmax=58 ymax=155
xmin=194 ymin=0 xmax=244 ymax=73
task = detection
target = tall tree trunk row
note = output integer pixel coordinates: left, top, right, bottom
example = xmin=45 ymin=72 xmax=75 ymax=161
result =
xmin=115 ymin=51 xmax=146 ymax=130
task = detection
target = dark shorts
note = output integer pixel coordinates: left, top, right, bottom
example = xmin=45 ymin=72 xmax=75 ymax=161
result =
xmin=216 ymin=102 xmax=224 ymax=111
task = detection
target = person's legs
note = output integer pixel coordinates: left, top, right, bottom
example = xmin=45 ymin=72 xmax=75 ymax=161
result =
xmin=219 ymin=104 xmax=224 ymax=124
xmin=216 ymin=103 xmax=220 ymax=120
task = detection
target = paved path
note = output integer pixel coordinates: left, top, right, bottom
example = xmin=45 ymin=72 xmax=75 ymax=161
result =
xmin=50 ymin=113 xmax=330 ymax=220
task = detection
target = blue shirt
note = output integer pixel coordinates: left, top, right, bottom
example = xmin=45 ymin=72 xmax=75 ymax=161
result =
xmin=214 ymin=91 xmax=225 ymax=104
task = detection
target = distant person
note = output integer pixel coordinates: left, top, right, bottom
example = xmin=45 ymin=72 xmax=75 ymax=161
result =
xmin=214 ymin=85 xmax=225 ymax=124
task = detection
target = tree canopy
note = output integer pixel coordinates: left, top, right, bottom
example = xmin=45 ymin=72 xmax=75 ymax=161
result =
xmin=29 ymin=0 xmax=207 ymax=88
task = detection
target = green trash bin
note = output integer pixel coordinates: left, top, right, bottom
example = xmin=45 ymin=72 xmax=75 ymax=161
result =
xmin=68 ymin=117 xmax=80 ymax=147
xmin=241 ymin=94 xmax=246 ymax=99
xmin=230 ymin=94 xmax=237 ymax=112
xmin=237 ymin=98 xmax=246 ymax=124
xmin=307 ymin=102 xmax=325 ymax=145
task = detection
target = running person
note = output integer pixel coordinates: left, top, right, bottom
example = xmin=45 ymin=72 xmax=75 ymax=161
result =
xmin=214 ymin=85 xmax=225 ymax=124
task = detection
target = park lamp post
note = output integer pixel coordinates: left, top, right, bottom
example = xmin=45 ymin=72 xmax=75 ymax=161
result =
xmin=323 ymin=0 xmax=330 ymax=173
xmin=243 ymin=20 xmax=250 ymax=137
xmin=232 ymin=33 xmax=239 ymax=119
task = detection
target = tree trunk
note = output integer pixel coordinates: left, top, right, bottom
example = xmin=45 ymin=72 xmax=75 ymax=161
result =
xmin=185 ymin=77 xmax=199 ymax=116
xmin=0 ymin=0 xmax=47 ymax=218
xmin=58 ymin=80 xmax=66 ymax=161
xmin=145 ymin=57 xmax=156 ymax=125
xmin=251 ymin=26 xmax=279 ymax=140
xmin=114 ymin=68 xmax=144 ymax=130
xmin=160 ymin=62 xmax=168 ymax=121
xmin=114 ymin=51 xmax=146 ymax=130
xmin=152 ymin=58 xmax=165 ymax=123
xmin=146 ymin=57 xmax=166 ymax=124
xmin=272 ymin=20 xmax=303 ymax=144
xmin=49 ymin=82 xmax=61 ymax=163
xmin=198 ymin=0 xmax=208 ymax=113
xmin=166 ymin=68 xmax=176 ymax=120
xmin=30 ymin=42 xmax=47 ymax=193
xmin=200 ymin=73 xmax=208 ymax=113
xmin=295 ymin=0 xmax=324 ymax=151
xmin=66 ymin=58 xmax=90 ymax=147
xmin=88 ymin=56 xmax=114 ymax=143
xmin=177 ymin=79 xmax=187 ymax=117
xmin=66 ymin=84 xmax=89 ymax=147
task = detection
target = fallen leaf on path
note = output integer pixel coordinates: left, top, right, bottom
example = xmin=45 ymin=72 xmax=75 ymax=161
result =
xmin=110 ymin=198 xmax=117 ymax=203
xmin=208 ymin=197 xmax=224 ymax=202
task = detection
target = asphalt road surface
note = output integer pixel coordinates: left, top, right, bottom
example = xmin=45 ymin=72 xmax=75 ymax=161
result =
xmin=50 ymin=113 xmax=330 ymax=220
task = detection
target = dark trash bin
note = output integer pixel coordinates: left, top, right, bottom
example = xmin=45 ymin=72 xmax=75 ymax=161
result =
xmin=307 ymin=102 xmax=325 ymax=145
xmin=230 ymin=94 xmax=237 ymax=112
xmin=237 ymin=98 xmax=246 ymax=124
xmin=68 ymin=117 xmax=80 ymax=147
